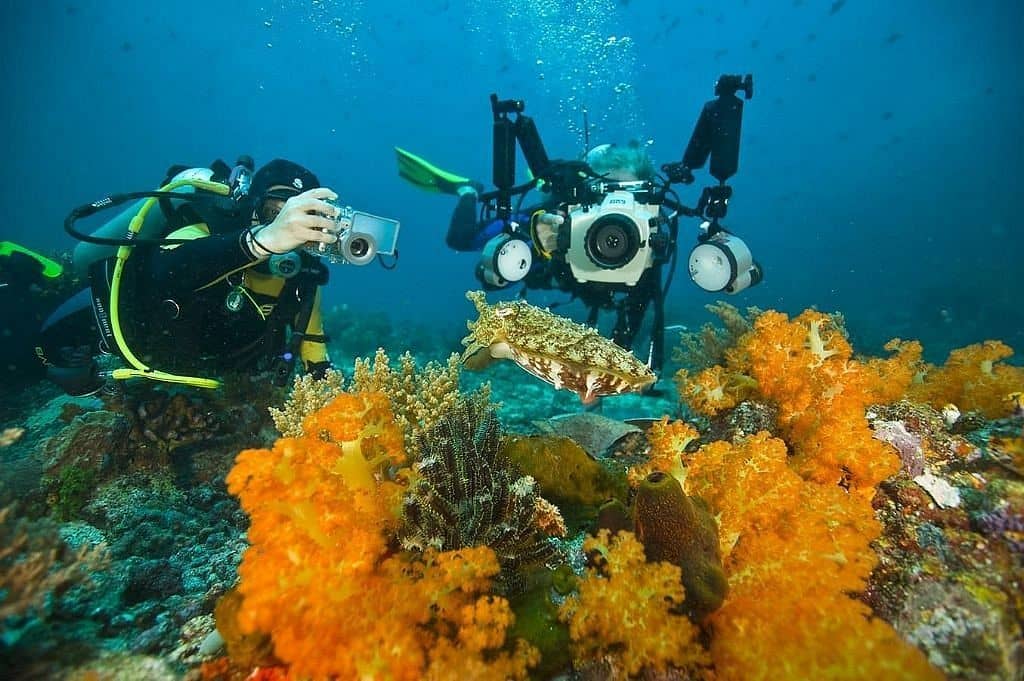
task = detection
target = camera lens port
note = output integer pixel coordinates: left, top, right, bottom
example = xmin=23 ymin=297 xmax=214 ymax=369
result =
xmin=584 ymin=215 xmax=641 ymax=269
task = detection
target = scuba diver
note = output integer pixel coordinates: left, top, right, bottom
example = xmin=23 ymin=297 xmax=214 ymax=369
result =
xmin=0 ymin=242 xmax=69 ymax=386
xmin=396 ymin=75 xmax=762 ymax=376
xmin=38 ymin=157 xmax=346 ymax=396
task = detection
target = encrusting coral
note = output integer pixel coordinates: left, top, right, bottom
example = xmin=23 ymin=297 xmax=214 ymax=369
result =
xmin=226 ymin=391 xmax=539 ymax=680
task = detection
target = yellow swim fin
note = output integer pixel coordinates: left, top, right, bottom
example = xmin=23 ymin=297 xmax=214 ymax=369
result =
xmin=395 ymin=147 xmax=475 ymax=195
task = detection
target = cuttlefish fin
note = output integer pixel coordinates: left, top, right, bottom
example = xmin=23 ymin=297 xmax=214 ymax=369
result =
xmin=461 ymin=344 xmax=497 ymax=370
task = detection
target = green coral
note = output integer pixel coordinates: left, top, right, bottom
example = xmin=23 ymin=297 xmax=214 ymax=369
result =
xmin=43 ymin=465 xmax=97 ymax=522
xmin=501 ymin=434 xmax=628 ymax=530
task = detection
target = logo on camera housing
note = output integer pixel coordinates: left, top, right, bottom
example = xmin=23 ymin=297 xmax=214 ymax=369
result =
xmin=306 ymin=199 xmax=401 ymax=266
xmin=563 ymin=182 xmax=662 ymax=287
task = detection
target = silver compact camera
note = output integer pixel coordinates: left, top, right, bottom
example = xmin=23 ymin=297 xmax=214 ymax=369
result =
xmin=563 ymin=181 xmax=663 ymax=287
xmin=306 ymin=199 xmax=401 ymax=265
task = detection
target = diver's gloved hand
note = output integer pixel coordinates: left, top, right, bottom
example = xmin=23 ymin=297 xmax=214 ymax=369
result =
xmin=248 ymin=187 xmax=341 ymax=257
xmin=532 ymin=212 xmax=564 ymax=254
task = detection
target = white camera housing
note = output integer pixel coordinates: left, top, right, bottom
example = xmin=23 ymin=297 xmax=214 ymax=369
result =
xmin=564 ymin=190 xmax=661 ymax=287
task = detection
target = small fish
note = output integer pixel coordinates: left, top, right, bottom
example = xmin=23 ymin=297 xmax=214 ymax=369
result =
xmin=883 ymin=32 xmax=903 ymax=45
xmin=750 ymin=39 xmax=760 ymax=49
xmin=881 ymin=111 xmax=894 ymax=120
xmin=807 ymin=32 xmax=817 ymax=42
xmin=829 ymin=0 xmax=846 ymax=15
xmin=0 ymin=427 xmax=25 ymax=448
xmin=714 ymin=48 xmax=729 ymax=59
xmin=807 ymin=73 xmax=817 ymax=82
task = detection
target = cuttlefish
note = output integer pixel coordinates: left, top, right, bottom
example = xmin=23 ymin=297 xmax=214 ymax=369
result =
xmin=461 ymin=291 xmax=657 ymax=404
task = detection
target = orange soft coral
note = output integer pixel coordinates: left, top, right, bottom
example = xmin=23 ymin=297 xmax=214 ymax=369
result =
xmin=675 ymin=365 xmax=759 ymax=417
xmin=735 ymin=310 xmax=918 ymax=490
xmin=628 ymin=417 xmax=700 ymax=487
xmin=664 ymin=432 xmax=943 ymax=680
xmin=226 ymin=391 xmax=536 ymax=680
xmin=558 ymin=529 xmax=709 ymax=677
xmin=906 ymin=340 xmax=1024 ymax=418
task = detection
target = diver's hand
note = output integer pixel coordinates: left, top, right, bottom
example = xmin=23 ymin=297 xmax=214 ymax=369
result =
xmin=249 ymin=187 xmax=340 ymax=256
xmin=533 ymin=212 xmax=564 ymax=254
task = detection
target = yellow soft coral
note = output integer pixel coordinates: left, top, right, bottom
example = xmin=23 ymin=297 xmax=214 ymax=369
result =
xmin=558 ymin=529 xmax=709 ymax=677
xmin=733 ymin=310 xmax=918 ymax=490
xmin=907 ymin=340 xmax=1024 ymax=418
xmin=650 ymin=431 xmax=943 ymax=681
xmin=226 ymin=391 xmax=536 ymax=680
xmin=675 ymin=365 xmax=759 ymax=417
xmin=629 ymin=417 xmax=700 ymax=486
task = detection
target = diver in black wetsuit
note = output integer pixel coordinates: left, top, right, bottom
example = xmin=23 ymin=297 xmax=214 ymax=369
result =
xmin=39 ymin=158 xmax=344 ymax=396
xmin=398 ymin=141 xmax=672 ymax=365
xmin=397 ymin=78 xmax=762 ymax=376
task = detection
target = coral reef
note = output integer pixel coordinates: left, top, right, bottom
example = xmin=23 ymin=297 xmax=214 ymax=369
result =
xmin=270 ymin=348 xmax=490 ymax=453
xmin=225 ymin=390 xmax=539 ymax=679
xmin=864 ymin=402 xmax=1024 ymax=680
xmin=0 ymin=504 xmax=107 ymax=627
xmin=400 ymin=396 xmax=559 ymax=583
xmin=558 ymin=529 xmax=709 ymax=677
xmin=462 ymin=290 xmax=656 ymax=403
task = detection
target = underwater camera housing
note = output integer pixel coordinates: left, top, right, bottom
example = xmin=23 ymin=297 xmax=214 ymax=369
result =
xmin=306 ymin=199 xmax=400 ymax=265
xmin=560 ymin=180 xmax=666 ymax=287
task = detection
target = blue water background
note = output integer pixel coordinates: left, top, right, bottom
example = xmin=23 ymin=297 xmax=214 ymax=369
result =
xmin=3 ymin=0 xmax=1022 ymax=362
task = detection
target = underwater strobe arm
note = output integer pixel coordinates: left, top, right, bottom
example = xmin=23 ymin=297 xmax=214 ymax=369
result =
xmin=485 ymin=93 xmax=553 ymax=222
xmin=660 ymin=74 xmax=764 ymax=295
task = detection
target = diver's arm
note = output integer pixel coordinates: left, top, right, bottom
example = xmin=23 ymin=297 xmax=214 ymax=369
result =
xmin=148 ymin=228 xmax=263 ymax=295
xmin=446 ymin=188 xmax=483 ymax=251
xmin=151 ymin=188 xmax=344 ymax=295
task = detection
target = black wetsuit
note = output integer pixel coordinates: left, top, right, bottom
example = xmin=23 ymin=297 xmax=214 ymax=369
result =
xmin=38 ymin=210 xmax=329 ymax=395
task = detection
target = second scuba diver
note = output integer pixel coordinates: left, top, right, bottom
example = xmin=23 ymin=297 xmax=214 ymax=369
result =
xmin=38 ymin=158 xmax=344 ymax=396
